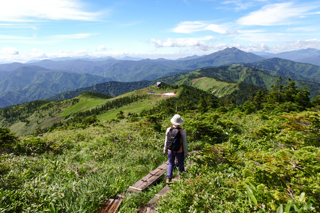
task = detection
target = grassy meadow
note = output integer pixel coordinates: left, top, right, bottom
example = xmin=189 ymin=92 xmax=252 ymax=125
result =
xmin=1 ymin=82 xmax=320 ymax=212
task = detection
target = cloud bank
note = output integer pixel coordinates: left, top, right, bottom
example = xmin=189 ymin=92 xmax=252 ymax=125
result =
xmin=173 ymin=21 xmax=237 ymax=35
xmin=0 ymin=0 xmax=104 ymax=22
xmin=237 ymin=2 xmax=316 ymax=26
xmin=150 ymin=36 xmax=216 ymax=50
xmin=1 ymin=47 xmax=19 ymax=55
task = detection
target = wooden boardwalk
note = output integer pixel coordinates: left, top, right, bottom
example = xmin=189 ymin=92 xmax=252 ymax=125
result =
xmin=137 ymin=175 xmax=180 ymax=213
xmin=97 ymin=151 xmax=197 ymax=213
xmin=97 ymin=194 xmax=124 ymax=213
xmin=97 ymin=161 xmax=169 ymax=213
xmin=128 ymin=161 xmax=168 ymax=192
xmin=138 ymin=155 xmax=196 ymax=213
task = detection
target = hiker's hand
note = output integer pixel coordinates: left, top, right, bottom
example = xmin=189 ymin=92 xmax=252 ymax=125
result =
xmin=163 ymin=151 xmax=166 ymax=154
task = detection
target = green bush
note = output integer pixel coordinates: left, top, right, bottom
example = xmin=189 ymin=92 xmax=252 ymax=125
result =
xmin=14 ymin=137 xmax=46 ymax=155
xmin=0 ymin=127 xmax=18 ymax=154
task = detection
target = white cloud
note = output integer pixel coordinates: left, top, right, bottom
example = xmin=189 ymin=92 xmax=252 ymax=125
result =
xmin=287 ymin=27 xmax=315 ymax=32
xmin=236 ymin=30 xmax=287 ymax=42
xmin=173 ymin=21 xmax=237 ymax=35
xmin=2 ymin=39 xmax=320 ymax=63
xmin=29 ymin=48 xmax=47 ymax=58
xmin=309 ymin=11 xmax=320 ymax=15
xmin=1 ymin=47 xmax=19 ymax=55
xmin=150 ymin=36 xmax=216 ymax=51
xmin=239 ymin=43 xmax=270 ymax=52
xmin=222 ymin=0 xmax=254 ymax=11
xmin=97 ymin=45 xmax=107 ymax=51
xmin=0 ymin=0 xmax=105 ymax=22
xmin=238 ymin=2 xmax=316 ymax=26
xmin=205 ymin=24 xmax=228 ymax=34
xmin=52 ymin=33 xmax=93 ymax=39
xmin=173 ymin=21 xmax=208 ymax=33
xmin=270 ymin=39 xmax=320 ymax=53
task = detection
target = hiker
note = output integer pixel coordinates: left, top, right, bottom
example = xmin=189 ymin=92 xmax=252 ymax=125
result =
xmin=163 ymin=114 xmax=187 ymax=184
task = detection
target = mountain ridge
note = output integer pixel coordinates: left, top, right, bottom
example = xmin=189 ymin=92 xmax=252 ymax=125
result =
xmin=0 ymin=67 xmax=111 ymax=108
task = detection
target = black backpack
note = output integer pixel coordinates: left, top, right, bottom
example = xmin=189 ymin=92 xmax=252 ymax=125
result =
xmin=166 ymin=127 xmax=182 ymax=151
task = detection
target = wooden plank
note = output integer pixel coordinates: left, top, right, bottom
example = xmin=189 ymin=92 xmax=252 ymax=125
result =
xmin=150 ymin=168 xmax=166 ymax=177
xmin=129 ymin=161 xmax=168 ymax=191
xmin=139 ymin=185 xmax=172 ymax=213
xmin=129 ymin=173 xmax=153 ymax=191
xmin=99 ymin=160 xmax=172 ymax=212
xmin=149 ymin=168 xmax=163 ymax=175
xmin=146 ymin=196 xmax=159 ymax=206
xmin=129 ymin=179 xmax=146 ymax=189
xmin=146 ymin=206 xmax=156 ymax=213
xmin=141 ymin=173 xmax=154 ymax=182
xmin=137 ymin=174 xmax=164 ymax=191
xmin=97 ymin=198 xmax=123 ymax=213
xmin=133 ymin=152 xmax=198 ymax=213
xmin=137 ymin=206 xmax=147 ymax=213
xmin=128 ymin=186 xmax=144 ymax=192
xmin=155 ymin=185 xmax=171 ymax=197
xmin=158 ymin=161 xmax=169 ymax=170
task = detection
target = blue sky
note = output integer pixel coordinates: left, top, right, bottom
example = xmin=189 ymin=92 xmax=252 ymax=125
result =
xmin=0 ymin=0 xmax=320 ymax=62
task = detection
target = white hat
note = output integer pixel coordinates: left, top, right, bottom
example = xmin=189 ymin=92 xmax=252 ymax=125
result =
xmin=170 ymin=114 xmax=183 ymax=125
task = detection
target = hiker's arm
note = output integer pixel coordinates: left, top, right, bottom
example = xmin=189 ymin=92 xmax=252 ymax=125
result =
xmin=182 ymin=130 xmax=187 ymax=157
xmin=163 ymin=128 xmax=169 ymax=154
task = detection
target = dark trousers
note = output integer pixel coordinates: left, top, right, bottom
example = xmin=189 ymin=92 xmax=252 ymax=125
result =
xmin=166 ymin=151 xmax=185 ymax=178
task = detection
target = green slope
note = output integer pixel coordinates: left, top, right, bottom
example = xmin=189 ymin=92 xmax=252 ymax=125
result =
xmin=0 ymin=99 xmax=76 ymax=136
xmin=61 ymin=92 xmax=112 ymax=116
xmin=250 ymin=58 xmax=320 ymax=83
xmin=197 ymin=65 xmax=320 ymax=98
xmin=48 ymin=80 xmax=152 ymax=101
xmin=63 ymin=85 xmax=181 ymax=120
xmin=0 ymin=85 xmax=179 ymax=135
xmin=0 ymin=66 xmax=111 ymax=108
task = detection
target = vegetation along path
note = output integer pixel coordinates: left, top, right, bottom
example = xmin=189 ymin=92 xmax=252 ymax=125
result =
xmin=1 ymin=80 xmax=320 ymax=212
xmin=98 ymin=161 xmax=169 ymax=212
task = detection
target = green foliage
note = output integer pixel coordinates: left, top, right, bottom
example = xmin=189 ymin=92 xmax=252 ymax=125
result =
xmin=141 ymin=85 xmax=218 ymax=118
xmin=0 ymin=122 xmax=167 ymax=212
xmin=241 ymin=78 xmax=313 ymax=114
xmin=158 ymin=110 xmax=320 ymax=212
xmin=183 ymin=113 xmax=230 ymax=143
xmin=0 ymin=127 xmax=18 ymax=154
xmin=0 ymin=100 xmax=50 ymax=124
xmin=14 ymin=137 xmax=46 ymax=155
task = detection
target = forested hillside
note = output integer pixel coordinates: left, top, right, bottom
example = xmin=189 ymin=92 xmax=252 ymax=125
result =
xmin=250 ymin=58 xmax=320 ymax=83
xmin=47 ymin=61 xmax=320 ymax=109
xmin=0 ymin=79 xmax=319 ymax=212
xmin=48 ymin=80 xmax=152 ymax=101
xmin=0 ymin=66 xmax=111 ymax=108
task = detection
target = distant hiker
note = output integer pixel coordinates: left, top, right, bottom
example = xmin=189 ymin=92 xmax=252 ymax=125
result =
xmin=163 ymin=114 xmax=187 ymax=184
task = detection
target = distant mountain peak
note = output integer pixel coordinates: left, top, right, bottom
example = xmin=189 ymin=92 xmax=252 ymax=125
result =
xmin=224 ymin=47 xmax=241 ymax=51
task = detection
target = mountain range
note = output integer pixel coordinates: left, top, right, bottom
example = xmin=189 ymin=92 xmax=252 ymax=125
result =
xmin=0 ymin=47 xmax=264 ymax=81
xmin=255 ymin=48 xmax=320 ymax=66
xmin=1 ymin=47 xmax=320 ymax=108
